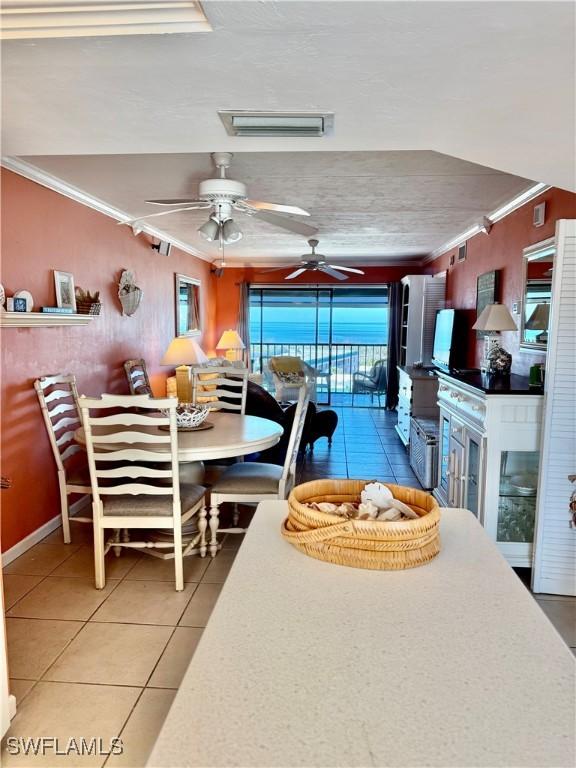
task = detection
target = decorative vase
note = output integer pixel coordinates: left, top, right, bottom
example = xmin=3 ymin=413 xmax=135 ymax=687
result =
xmin=487 ymin=344 xmax=512 ymax=376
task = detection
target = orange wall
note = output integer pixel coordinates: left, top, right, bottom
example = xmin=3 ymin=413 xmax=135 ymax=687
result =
xmin=0 ymin=169 xmax=216 ymax=552
xmin=424 ymin=187 xmax=576 ymax=373
xmin=214 ymin=265 xmax=422 ymax=343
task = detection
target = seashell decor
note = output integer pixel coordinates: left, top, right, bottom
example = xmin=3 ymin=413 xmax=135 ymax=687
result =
xmin=306 ymin=481 xmax=421 ymax=522
xmin=118 ymin=270 xmax=143 ymax=317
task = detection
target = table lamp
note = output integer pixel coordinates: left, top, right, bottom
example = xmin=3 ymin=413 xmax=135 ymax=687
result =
xmin=525 ymin=303 xmax=550 ymax=344
xmin=161 ymin=337 xmax=208 ymax=402
xmin=216 ymin=329 xmax=245 ymax=362
xmin=472 ymin=303 xmax=517 ymax=375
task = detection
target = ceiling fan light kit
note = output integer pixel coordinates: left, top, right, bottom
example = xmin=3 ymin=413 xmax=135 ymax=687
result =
xmin=122 ymin=152 xmax=318 ymax=243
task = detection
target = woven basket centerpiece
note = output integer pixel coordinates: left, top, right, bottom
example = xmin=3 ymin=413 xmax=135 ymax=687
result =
xmin=282 ymin=479 xmax=441 ymax=570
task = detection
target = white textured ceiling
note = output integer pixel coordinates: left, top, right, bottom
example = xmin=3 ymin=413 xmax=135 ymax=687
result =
xmin=16 ymin=150 xmax=533 ymax=262
xmin=1 ymin=1 xmax=574 ymax=192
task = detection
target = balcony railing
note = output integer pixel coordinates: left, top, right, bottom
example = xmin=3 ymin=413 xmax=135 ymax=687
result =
xmin=250 ymin=342 xmax=388 ymax=406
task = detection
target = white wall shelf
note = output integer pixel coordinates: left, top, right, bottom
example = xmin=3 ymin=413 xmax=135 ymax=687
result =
xmin=0 ymin=312 xmax=96 ymax=328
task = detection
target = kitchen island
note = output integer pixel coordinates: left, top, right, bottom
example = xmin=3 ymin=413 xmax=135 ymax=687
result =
xmin=148 ymin=503 xmax=575 ymax=768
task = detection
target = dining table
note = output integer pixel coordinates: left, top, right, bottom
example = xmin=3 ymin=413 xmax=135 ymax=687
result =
xmin=74 ymin=411 xmax=283 ymax=554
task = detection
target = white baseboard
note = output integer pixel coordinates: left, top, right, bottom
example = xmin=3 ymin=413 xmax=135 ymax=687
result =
xmin=1 ymin=497 xmax=91 ymax=567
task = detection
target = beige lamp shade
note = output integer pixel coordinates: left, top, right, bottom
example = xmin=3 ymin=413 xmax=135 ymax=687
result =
xmin=525 ymin=303 xmax=550 ymax=330
xmin=472 ymin=303 xmax=517 ymax=332
xmin=161 ymin=337 xmax=209 ymax=366
xmin=216 ymin=329 xmax=246 ymax=351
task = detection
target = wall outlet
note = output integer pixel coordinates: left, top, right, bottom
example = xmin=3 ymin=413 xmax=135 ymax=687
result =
xmin=512 ymin=301 xmax=520 ymax=314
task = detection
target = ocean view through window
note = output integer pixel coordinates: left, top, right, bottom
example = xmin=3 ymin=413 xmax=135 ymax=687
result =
xmin=249 ymin=286 xmax=389 ymax=405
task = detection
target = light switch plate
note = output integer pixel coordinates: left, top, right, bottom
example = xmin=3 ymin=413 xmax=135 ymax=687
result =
xmin=512 ymin=301 xmax=520 ymax=314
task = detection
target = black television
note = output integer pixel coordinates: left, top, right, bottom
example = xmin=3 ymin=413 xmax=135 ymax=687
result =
xmin=432 ymin=309 xmax=467 ymax=372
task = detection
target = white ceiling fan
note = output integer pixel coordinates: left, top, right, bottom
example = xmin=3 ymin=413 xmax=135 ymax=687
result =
xmin=265 ymin=239 xmax=366 ymax=280
xmin=121 ymin=152 xmax=317 ymax=244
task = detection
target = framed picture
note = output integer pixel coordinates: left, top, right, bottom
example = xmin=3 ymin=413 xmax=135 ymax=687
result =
xmin=175 ymin=274 xmax=201 ymax=337
xmin=476 ymin=270 xmax=501 ymax=338
xmin=54 ymin=270 xmax=76 ymax=312
xmin=13 ymin=297 xmax=27 ymax=312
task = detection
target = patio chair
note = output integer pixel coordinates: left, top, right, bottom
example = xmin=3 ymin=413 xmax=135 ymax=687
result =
xmin=79 ymin=393 xmax=206 ymax=591
xmin=34 ymin=374 xmax=92 ymax=543
xmin=268 ymin=356 xmax=324 ymax=402
xmin=351 ymin=360 xmax=388 ymax=406
xmin=204 ymin=382 xmax=312 ymax=556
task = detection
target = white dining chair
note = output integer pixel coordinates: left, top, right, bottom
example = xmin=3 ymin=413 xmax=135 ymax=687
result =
xmin=79 ymin=393 xmax=206 ymax=591
xmin=202 ymin=382 xmax=311 ymax=557
xmin=34 ymin=374 xmax=92 ymax=543
xmin=190 ymin=365 xmax=248 ymax=413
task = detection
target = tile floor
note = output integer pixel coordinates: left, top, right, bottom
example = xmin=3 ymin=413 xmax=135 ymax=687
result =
xmin=2 ymin=406 xmax=575 ymax=767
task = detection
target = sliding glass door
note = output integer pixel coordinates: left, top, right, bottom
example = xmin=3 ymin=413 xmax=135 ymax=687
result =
xmin=249 ymin=286 xmax=389 ymax=405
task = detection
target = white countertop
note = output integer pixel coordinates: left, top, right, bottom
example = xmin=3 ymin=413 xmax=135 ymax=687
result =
xmin=148 ymin=504 xmax=575 ymax=768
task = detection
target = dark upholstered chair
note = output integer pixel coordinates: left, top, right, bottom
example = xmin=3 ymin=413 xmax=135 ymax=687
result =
xmin=241 ymin=381 xmax=339 ymax=461
xmin=352 ymin=359 xmax=387 ymax=406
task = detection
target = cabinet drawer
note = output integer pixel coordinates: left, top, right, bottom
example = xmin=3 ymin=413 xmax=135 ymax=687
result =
xmin=398 ymin=393 xmax=412 ymax=412
xmin=398 ymin=374 xmax=413 ymax=402
xmin=438 ymin=380 xmax=486 ymax=425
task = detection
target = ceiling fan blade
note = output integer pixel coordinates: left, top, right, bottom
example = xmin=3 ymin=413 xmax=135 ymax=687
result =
xmin=119 ymin=206 xmax=205 ymax=225
xmin=145 ymin=199 xmax=210 ymax=207
xmin=259 ymin=265 xmax=297 ymax=273
xmin=285 ymin=268 xmax=308 ymax=280
xmin=320 ymin=265 xmax=348 ymax=281
xmin=250 ymin=210 xmax=318 ymax=237
xmin=243 ymin=200 xmax=310 ymax=217
xmin=327 ymin=264 xmax=365 ymax=275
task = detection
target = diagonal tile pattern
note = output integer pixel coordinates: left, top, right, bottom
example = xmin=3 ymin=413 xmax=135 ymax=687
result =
xmin=2 ymin=406 xmax=574 ymax=766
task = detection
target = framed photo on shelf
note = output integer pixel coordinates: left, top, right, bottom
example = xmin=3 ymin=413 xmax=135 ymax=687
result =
xmin=476 ymin=269 xmax=501 ymax=338
xmin=54 ymin=270 xmax=77 ymax=312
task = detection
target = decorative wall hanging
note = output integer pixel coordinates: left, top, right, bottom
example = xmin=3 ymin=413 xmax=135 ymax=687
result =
xmin=54 ymin=270 xmax=76 ymax=312
xmin=75 ymin=287 xmax=102 ymax=316
xmin=476 ymin=270 xmax=501 ymax=339
xmin=118 ymin=270 xmax=142 ymax=316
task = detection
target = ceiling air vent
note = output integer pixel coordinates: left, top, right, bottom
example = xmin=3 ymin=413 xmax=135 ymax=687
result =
xmin=218 ymin=111 xmax=334 ymax=137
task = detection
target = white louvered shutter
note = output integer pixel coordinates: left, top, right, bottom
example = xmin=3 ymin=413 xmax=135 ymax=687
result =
xmin=532 ymin=219 xmax=576 ymax=595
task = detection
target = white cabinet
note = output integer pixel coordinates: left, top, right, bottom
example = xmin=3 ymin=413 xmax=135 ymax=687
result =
xmin=399 ymin=274 xmax=445 ymax=367
xmin=396 ymin=366 xmax=439 ymax=445
xmin=434 ymin=373 xmax=543 ymax=568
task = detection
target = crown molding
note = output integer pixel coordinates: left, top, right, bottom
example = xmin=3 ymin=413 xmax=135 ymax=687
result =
xmin=0 ymin=1 xmax=211 ymax=40
xmin=1 ymin=156 xmax=211 ymax=262
xmin=420 ymin=182 xmax=551 ymax=265
xmin=222 ymin=258 xmax=425 ymax=269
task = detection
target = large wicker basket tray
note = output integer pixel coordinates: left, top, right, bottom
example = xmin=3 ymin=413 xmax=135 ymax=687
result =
xmin=282 ymin=479 xmax=440 ymax=570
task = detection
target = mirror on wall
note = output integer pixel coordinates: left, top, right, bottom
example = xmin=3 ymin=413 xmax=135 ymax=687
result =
xmin=520 ymin=238 xmax=554 ymax=352
xmin=175 ymin=274 xmax=201 ymax=337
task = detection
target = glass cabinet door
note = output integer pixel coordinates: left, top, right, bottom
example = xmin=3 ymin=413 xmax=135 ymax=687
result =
xmin=439 ymin=413 xmax=450 ymax=496
xmin=497 ymin=451 xmax=539 ymax=543
xmin=465 ymin=434 xmax=481 ymax=517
